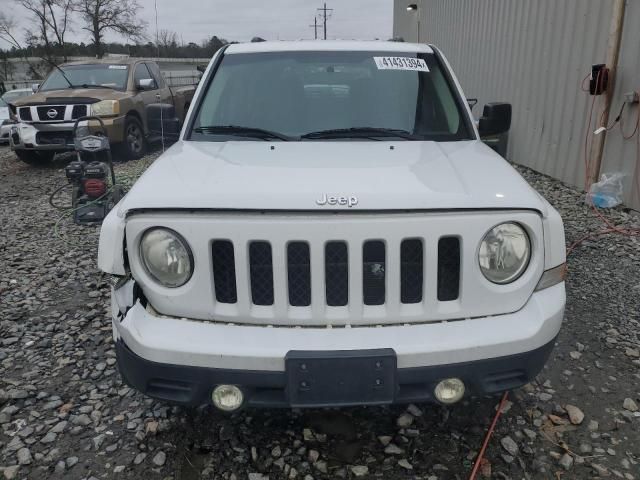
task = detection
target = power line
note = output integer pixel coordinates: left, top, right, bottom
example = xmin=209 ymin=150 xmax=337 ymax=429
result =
xmin=317 ymin=3 xmax=333 ymax=40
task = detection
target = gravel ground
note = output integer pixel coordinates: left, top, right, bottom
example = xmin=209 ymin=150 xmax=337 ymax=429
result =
xmin=1 ymin=144 xmax=639 ymax=480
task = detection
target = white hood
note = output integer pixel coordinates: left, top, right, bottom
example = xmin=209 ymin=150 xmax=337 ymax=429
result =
xmin=117 ymin=140 xmax=546 ymax=214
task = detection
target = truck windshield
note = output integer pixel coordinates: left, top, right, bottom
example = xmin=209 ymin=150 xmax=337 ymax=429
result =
xmin=39 ymin=64 xmax=129 ymax=91
xmin=190 ymin=50 xmax=473 ymax=141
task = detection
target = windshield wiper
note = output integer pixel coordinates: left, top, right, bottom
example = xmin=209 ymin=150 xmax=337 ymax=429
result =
xmin=193 ymin=125 xmax=293 ymax=141
xmin=301 ymin=127 xmax=418 ymax=140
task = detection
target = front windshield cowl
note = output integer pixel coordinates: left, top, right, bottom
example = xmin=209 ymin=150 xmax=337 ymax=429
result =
xmin=189 ymin=50 xmax=473 ymax=142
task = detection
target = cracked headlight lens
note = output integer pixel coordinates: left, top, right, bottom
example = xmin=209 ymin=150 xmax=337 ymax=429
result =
xmin=140 ymin=228 xmax=193 ymax=288
xmin=479 ymin=222 xmax=531 ymax=284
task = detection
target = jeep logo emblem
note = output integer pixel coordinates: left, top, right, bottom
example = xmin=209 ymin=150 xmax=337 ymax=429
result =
xmin=46 ymin=108 xmax=58 ymax=119
xmin=316 ymin=194 xmax=358 ymax=208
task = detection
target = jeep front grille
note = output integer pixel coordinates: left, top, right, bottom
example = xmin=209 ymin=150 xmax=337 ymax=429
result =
xmin=210 ymin=237 xmax=460 ymax=310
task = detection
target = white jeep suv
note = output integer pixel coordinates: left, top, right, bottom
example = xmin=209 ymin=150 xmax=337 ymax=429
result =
xmin=98 ymin=41 xmax=566 ymax=411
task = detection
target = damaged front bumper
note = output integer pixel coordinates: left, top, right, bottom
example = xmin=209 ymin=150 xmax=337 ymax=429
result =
xmin=10 ymin=117 xmax=126 ymax=151
xmin=110 ymin=279 xmax=564 ymax=408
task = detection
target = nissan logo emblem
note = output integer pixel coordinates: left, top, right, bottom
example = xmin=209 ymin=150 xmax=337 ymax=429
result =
xmin=46 ymin=108 xmax=58 ymax=119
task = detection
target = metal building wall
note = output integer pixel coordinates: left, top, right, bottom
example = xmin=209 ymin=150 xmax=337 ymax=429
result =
xmin=393 ymin=0 xmax=640 ymax=210
xmin=600 ymin=0 xmax=640 ymax=208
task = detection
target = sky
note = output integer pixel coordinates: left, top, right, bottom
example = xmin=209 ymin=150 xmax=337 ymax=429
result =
xmin=0 ymin=0 xmax=394 ymax=48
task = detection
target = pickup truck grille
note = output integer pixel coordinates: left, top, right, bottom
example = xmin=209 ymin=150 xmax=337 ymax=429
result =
xmin=18 ymin=104 xmax=89 ymax=123
xmin=211 ymin=237 xmax=461 ymax=309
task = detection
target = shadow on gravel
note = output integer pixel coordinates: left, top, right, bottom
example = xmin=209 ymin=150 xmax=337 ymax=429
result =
xmin=173 ymin=398 xmax=503 ymax=479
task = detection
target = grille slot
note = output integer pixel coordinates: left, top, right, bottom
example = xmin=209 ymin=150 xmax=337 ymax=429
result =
xmin=249 ymin=241 xmax=274 ymax=306
xmin=363 ymin=240 xmax=386 ymax=305
xmin=72 ymin=105 xmax=88 ymax=119
xmin=401 ymin=239 xmax=423 ymax=304
xmin=212 ymin=240 xmax=237 ymax=304
xmin=287 ymin=242 xmax=311 ymax=306
xmin=19 ymin=107 xmax=32 ymax=121
xmin=325 ymin=241 xmax=349 ymax=306
xmin=437 ymin=237 xmax=461 ymax=301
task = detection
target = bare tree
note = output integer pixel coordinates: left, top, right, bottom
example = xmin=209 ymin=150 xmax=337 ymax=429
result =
xmin=75 ymin=0 xmax=147 ymax=58
xmin=18 ymin=0 xmax=75 ymax=64
xmin=0 ymin=13 xmax=23 ymax=50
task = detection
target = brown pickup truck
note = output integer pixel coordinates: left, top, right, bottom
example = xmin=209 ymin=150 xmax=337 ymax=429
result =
xmin=10 ymin=58 xmax=195 ymax=164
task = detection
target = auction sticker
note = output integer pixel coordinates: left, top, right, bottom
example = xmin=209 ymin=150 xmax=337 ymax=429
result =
xmin=374 ymin=57 xmax=429 ymax=72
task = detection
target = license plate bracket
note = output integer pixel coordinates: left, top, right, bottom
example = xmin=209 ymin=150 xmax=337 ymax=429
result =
xmin=285 ymin=349 xmax=396 ymax=407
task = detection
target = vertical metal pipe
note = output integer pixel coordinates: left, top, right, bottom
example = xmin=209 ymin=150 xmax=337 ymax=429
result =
xmin=588 ymin=0 xmax=626 ymax=186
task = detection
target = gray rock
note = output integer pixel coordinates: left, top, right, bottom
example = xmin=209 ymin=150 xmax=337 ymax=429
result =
xmin=397 ymin=459 xmax=413 ymax=470
xmin=71 ymin=414 xmax=92 ymax=426
xmin=40 ymin=432 xmax=57 ymax=444
xmin=384 ymin=443 xmax=405 ymax=455
xmin=152 ymin=451 xmax=166 ymax=467
xmin=16 ymin=448 xmax=32 ymax=465
xmin=501 ymin=436 xmax=519 ymax=456
xmin=559 ymin=453 xmax=573 ymax=470
xmin=92 ymin=434 xmax=106 ymax=450
xmin=3 ymin=465 xmax=20 ymax=480
xmin=565 ymin=404 xmax=585 ymax=425
xmin=396 ymin=412 xmax=414 ymax=428
xmin=133 ymin=453 xmax=147 ymax=465
xmin=66 ymin=457 xmax=79 ymax=468
xmin=622 ymin=398 xmax=638 ymax=412
xmin=350 ymin=465 xmax=369 ymax=477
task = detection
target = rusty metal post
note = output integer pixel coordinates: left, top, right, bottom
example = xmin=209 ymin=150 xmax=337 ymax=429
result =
xmin=588 ymin=0 xmax=626 ymax=186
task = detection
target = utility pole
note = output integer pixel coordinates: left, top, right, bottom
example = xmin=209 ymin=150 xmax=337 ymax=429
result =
xmin=309 ymin=17 xmax=319 ymax=40
xmin=317 ymin=3 xmax=333 ymax=40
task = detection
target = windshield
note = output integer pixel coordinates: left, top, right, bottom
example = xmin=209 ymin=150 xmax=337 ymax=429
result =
xmin=190 ymin=50 xmax=472 ymax=141
xmin=39 ymin=64 xmax=129 ymax=91
xmin=1 ymin=90 xmax=31 ymax=105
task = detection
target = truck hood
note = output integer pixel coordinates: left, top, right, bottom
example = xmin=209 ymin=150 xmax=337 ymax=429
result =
xmin=118 ymin=140 xmax=547 ymax=214
xmin=13 ymin=88 xmax=130 ymax=106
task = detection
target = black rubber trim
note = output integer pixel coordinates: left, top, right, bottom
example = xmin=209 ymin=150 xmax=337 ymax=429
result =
xmin=116 ymin=336 xmax=556 ymax=408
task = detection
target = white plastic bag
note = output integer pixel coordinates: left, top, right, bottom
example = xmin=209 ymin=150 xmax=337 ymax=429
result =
xmin=585 ymin=172 xmax=625 ymax=208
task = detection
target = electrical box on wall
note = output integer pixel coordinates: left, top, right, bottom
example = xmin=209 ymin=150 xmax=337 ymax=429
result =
xmin=590 ymin=64 xmax=609 ymax=95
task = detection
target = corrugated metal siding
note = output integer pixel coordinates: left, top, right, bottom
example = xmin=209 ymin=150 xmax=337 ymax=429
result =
xmin=600 ymin=0 xmax=640 ymax=208
xmin=393 ymin=0 xmax=640 ymax=210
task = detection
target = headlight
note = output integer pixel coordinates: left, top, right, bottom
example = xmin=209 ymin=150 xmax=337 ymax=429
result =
xmin=139 ymin=228 xmax=193 ymax=288
xmin=91 ymin=100 xmax=120 ymax=116
xmin=479 ymin=222 xmax=531 ymax=284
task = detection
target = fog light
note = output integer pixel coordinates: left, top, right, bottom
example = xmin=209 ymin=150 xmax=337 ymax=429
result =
xmin=211 ymin=385 xmax=244 ymax=411
xmin=434 ymin=378 xmax=465 ymax=404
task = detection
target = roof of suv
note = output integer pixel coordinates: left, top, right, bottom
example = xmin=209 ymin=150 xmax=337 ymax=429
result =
xmin=226 ymin=40 xmax=434 ymax=54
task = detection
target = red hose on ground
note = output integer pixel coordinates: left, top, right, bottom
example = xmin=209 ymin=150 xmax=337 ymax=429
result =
xmin=468 ymin=391 xmax=510 ymax=480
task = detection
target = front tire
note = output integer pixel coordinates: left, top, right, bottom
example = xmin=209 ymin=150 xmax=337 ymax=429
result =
xmin=121 ymin=116 xmax=146 ymax=160
xmin=14 ymin=150 xmax=56 ymax=165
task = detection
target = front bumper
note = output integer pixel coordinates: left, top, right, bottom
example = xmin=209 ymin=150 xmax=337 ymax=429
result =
xmin=111 ymin=280 xmax=565 ymax=407
xmin=9 ymin=117 xmax=125 ymax=151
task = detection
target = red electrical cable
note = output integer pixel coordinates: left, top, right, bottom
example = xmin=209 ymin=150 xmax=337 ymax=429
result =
xmin=468 ymin=392 xmax=510 ymax=480
xmin=569 ymin=77 xmax=640 ymax=256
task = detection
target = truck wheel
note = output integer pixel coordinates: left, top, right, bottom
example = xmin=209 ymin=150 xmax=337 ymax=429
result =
xmin=14 ymin=150 xmax=55 ymax=165
xmin=122 ymin=116 xmax=146 ymax=160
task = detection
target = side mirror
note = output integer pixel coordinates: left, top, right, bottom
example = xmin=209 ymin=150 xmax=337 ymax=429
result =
xmin=137 ymin=78 xmax=156 ymax=91
xmin=31 ymin=83 xmax=40 ymax=93
xmin=478 ymin=102 xmax=511 ymax=137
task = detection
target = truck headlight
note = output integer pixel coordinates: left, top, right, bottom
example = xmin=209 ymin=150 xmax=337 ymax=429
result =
xmin=140 ymin=228 xmax=193 ymax=288
xmin=91 ymin=100 xmax=120 ymax=117
xmin=479 ymin=222 xmax=531 ymax=284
